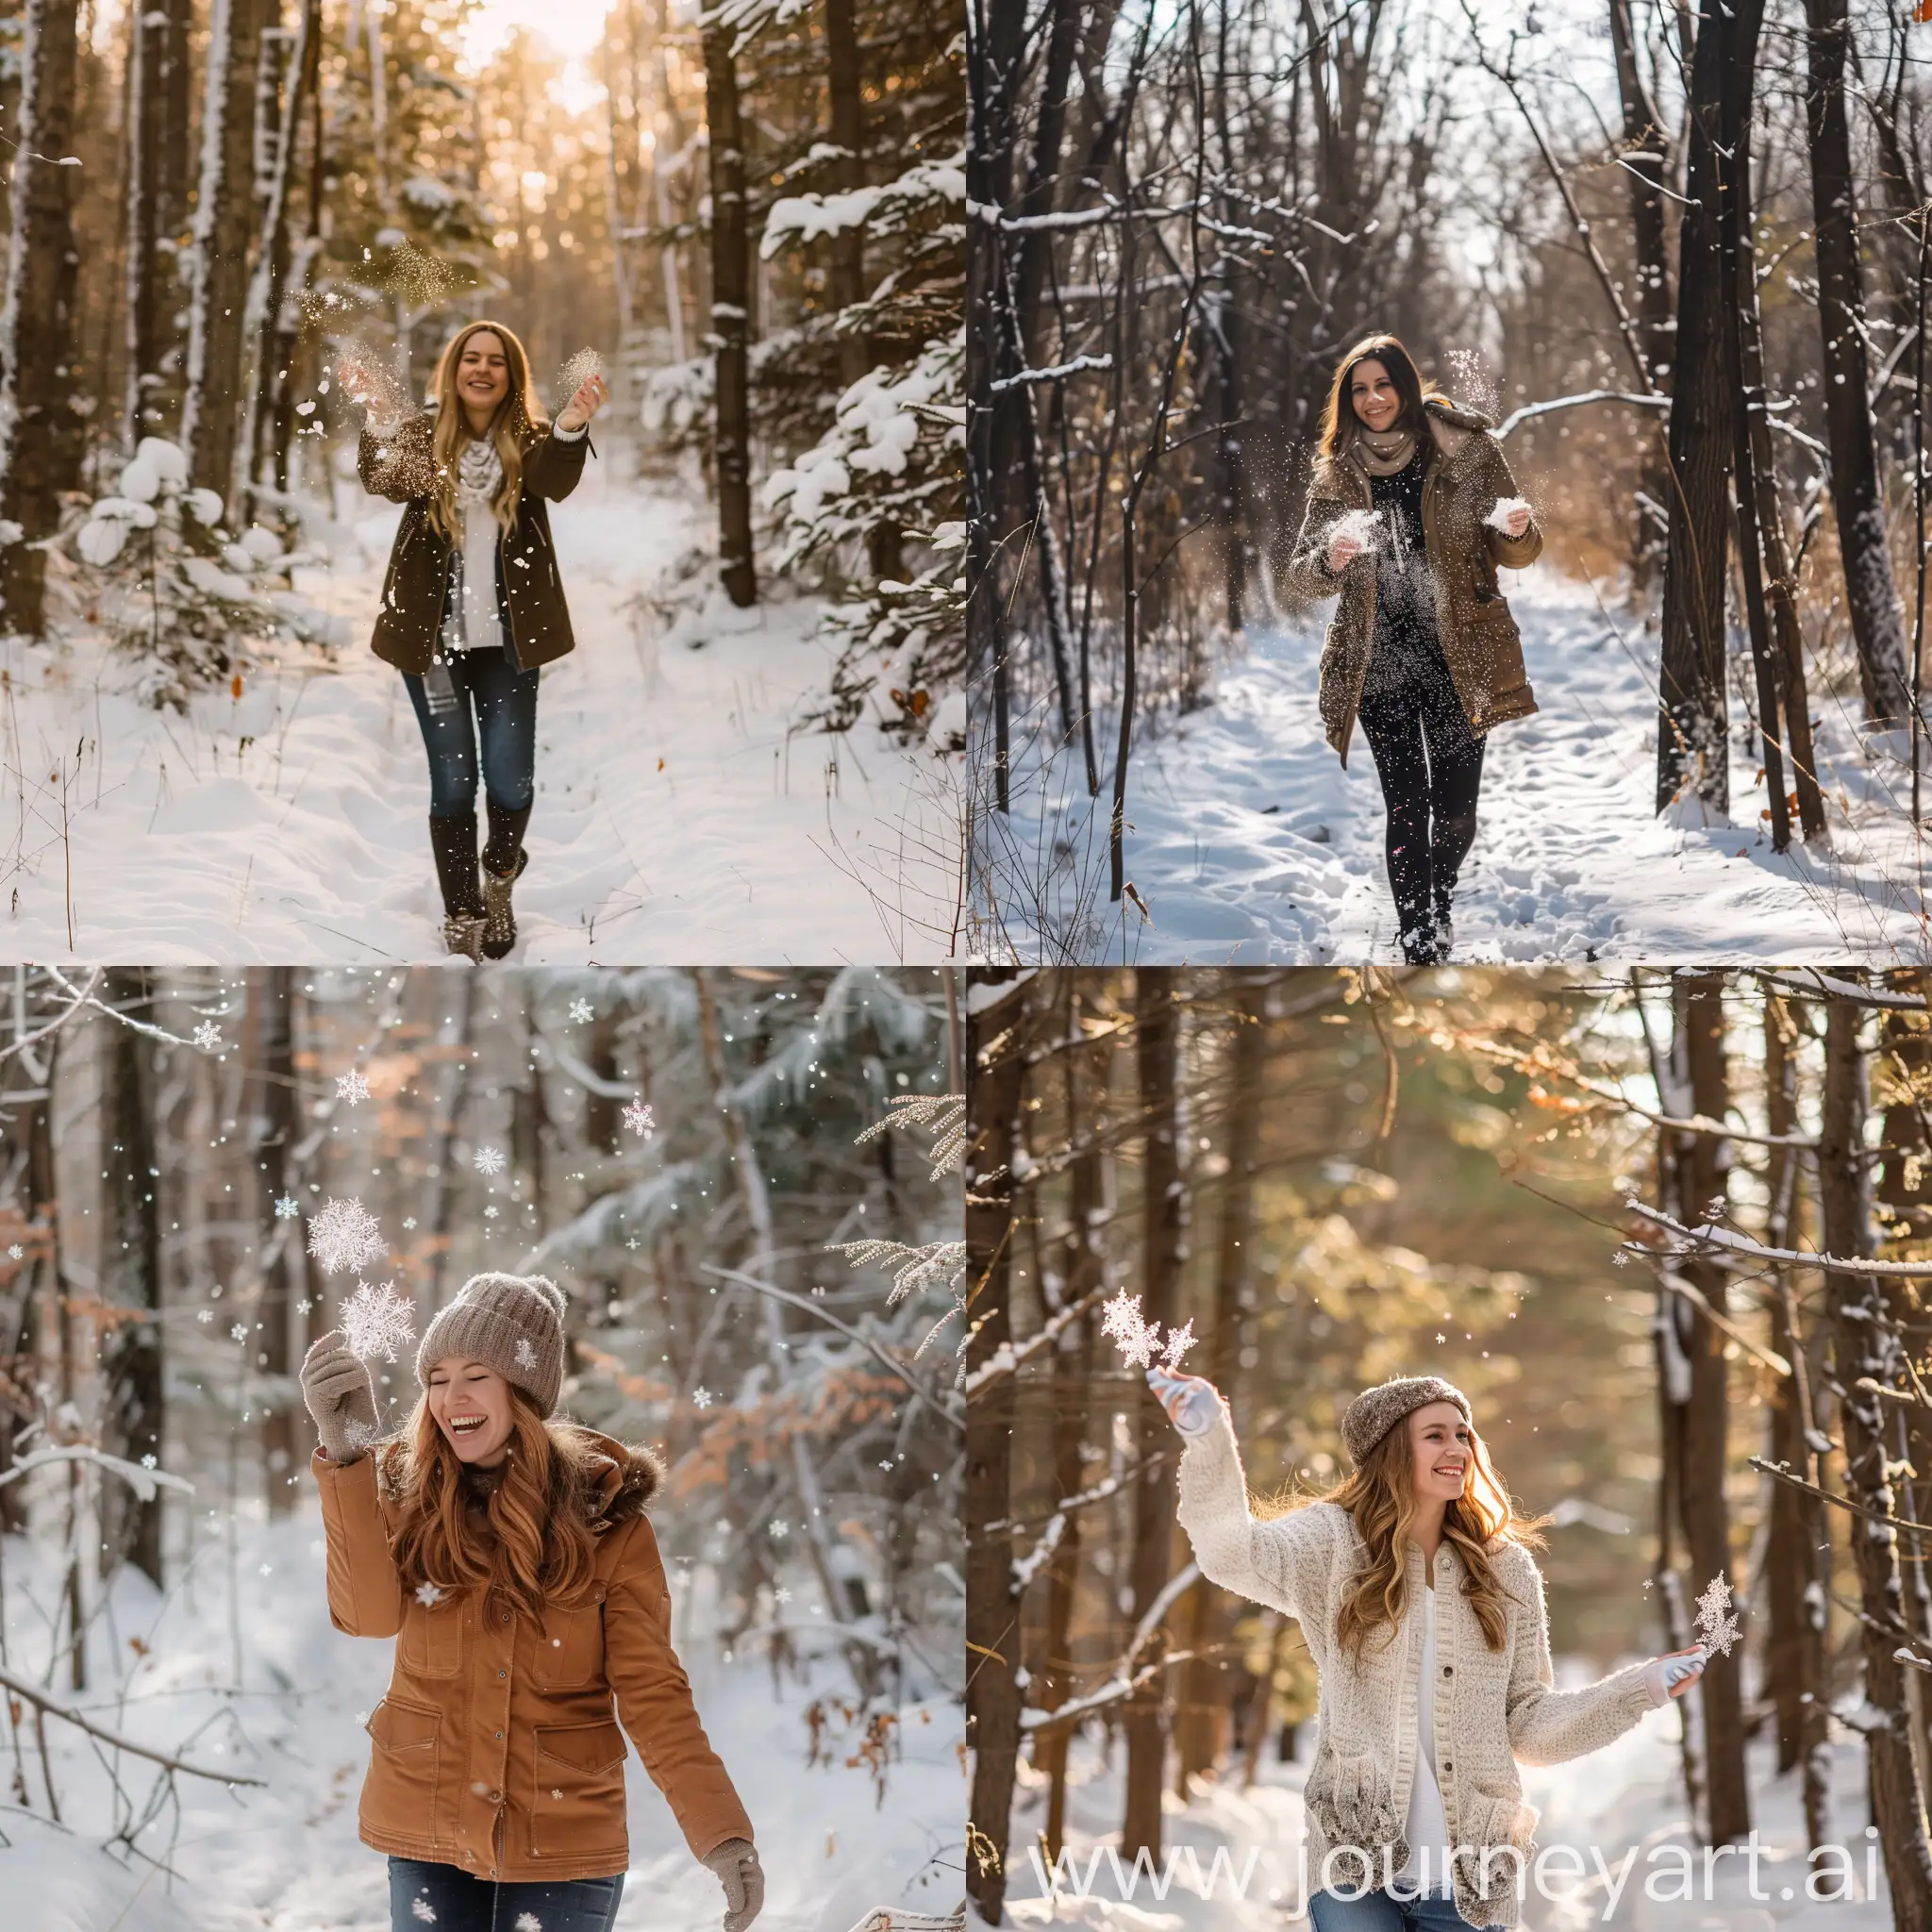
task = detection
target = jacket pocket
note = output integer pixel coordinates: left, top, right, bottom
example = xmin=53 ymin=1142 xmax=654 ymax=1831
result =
xmin=397 ymin=1591 xmax=465 ymax=1680
xmin=1307 ymin=1747 xmax=1395 ymax=1851
xmin=531 ymin=1581 xmax=608 ymax=1690
xmin=1457 ymin=1783 xmax=1540 ymax=1897
xmin=364 ymin=1694 xmax=441 ymax=1819
xmin=531 ymin=1719 xmax=628 ymax=1859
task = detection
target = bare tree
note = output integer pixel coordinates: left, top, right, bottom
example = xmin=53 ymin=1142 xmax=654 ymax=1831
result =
xmin=702 ymin=13 xmax=757 ymax=608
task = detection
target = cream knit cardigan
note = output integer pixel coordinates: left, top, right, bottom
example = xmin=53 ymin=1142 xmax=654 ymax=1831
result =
xmin=1176 ymin=1407 xmax=1661 ymax=1930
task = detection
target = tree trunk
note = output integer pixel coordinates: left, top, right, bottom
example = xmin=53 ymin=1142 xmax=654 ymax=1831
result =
xmin=702 ymin=20 xmax=757 ymax=608
xmin=1123 ymin=968 xmax=1183 ymax=1859
xmin=824 ymin=0 xmax=869 ymax=391
xmin=0 ymin=0 xmax=83 ymax=639
xmin=183 ymin=0 xmax=271 ymax=501
xmin=1655 ymin=0 xmax=1736 ymax=816
xmin=98 ymin=971 xmax=164 ymax=1590
xmin=1663 ymin=972 xmax=1750 ymax=1842
xmin=964 ymin=969 xmax=1029 ymax=1925
xmin=1804 ymin=0 xmax=1913 ymax=730
xmin=246 ymin=969 xmax=305 ymax=1515
xmin=1819 ymin=987 xmax=1932 ymax=1929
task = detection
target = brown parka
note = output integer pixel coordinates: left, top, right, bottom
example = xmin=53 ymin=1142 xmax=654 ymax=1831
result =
xmin=1285 ymin=398 xmax=1544 ymax=767
xmin=314 ymin=1430 xmax=753 ymax=1884
xmin=358 ymin=409 xmax=590 ymax=675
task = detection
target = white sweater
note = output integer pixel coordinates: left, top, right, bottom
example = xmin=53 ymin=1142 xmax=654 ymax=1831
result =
xmin=1174 ymin=1406 xmax=1663 ymax=1929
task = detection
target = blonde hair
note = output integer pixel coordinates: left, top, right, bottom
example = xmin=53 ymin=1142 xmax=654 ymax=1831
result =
xmin=1267 ymin=1405 xmax=1547 ymax=1659
xmin=426 ymin=319 xmax=547 ymax=543
xmin=382 ymin=1387 xmax=602 ymax=1621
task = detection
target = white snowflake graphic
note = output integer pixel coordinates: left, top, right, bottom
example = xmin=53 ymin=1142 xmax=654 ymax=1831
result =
xmin=192 ymin=1022 xmax=222 ymax=1052
xmin=341 ymin=1415 xmax=378 ymax=1451
xmin=1693 ymin=1572 xmax=1742 ymax=1659
xmin=1099 ymin=1287 xmax=1197 ymax=1373
xmin=691 ymin=1387 xmax=714 ymax=1410
xmin=410 ymin=1897 xmax=438 ymax=1924
xmin=306 ymin=1197 xmax=385 ymax=1274
xmin=774 ymin=1586 xmax=792 ymax=1606
xmin=335 ymin=1068 xmax=371 ymax=1106
xmin=514 ymin=1337 xmax=537 ymax=1372
xmin=341 ymin=1279 xmax=416 ymax=1363
xmin=403 ymin=1215 xmax=418 ymax=1230
xmin=514 ymin=1914 xmax=543 ymax=1932
xmin=569 ymin=998 xmax=593 ymax=1023
xmin=230 ymin=1323 xmax=249 ymax=1343
xmin=6 ymin=1243 xmax=19 ymax=1260
xmin=196 ymin=1307 xmax=213 ymax=1324
xmin=621 ymin=1099 xmax=654 ymax=1138
xmin=770 ymin=1518 xmax=790 ymax=1540
xmin=414 ymin=1581 xmax=445 ymax=1607
xmin=473 ymin=1145 xmax=507 ymax=1175
xmin=274 ymin=1194 xmax=300 ymax=1220
xmin=483 ymin=1205 xmax=499 ymax=1220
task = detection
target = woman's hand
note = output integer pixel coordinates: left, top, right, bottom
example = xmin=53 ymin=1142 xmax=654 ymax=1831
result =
xmin=1651 ymin=1645 xmax=1707 ymax=1700
xmin=1325 ymin=529 xmax=1365 ymax=574
xmin=1500 ymin=503 xmax=1532 ymax=540
xmin=299 ymin=1330 xmax=380 ymax=1465
xmin=557 ymin=371 xmax=610 ymax=435
xmin=1146 ymin=1364 xmax=1222 ymax=1438
xmin=701 ymin=1838 xmax=764 ymax=1932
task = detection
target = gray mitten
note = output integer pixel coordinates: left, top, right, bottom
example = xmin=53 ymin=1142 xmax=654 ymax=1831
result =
xmin=1146 ymin=1365 xmax=1222 ymax=1438
xmin=701 ymin=1838 xmax=763 ymax=1932
xmin=299 ymin=1330 xmax=379 ymax=1464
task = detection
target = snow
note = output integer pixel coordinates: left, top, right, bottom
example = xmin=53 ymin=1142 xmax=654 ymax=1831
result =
xmin=3 ymin=448 xmax=958 ymax=962
xmin=982 ymin=566 xmax=1932 ymax=963
xmin=999 ymin=1667 xmax=1890 ymax=1929
xmin=0 ymin=1497 xmax=963 ymax=1932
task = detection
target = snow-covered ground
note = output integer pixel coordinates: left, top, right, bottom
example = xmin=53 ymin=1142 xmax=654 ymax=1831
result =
xmin=3 ymin=1496 xmax=963 ymax=1932
xmin=994 ymin=1665 xmax=1890 ymax=1930
xmin=4 ymin=451 xmax=960 ymax=963
xmin=978 ymin=567 xmax=1932 ymax=963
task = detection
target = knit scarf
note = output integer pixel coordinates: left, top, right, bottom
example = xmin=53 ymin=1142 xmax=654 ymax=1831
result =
xmin=458 ymin=435 xmax=505 ymax=509
xmin=1352 ymin=423 xmax=1419 ymax=476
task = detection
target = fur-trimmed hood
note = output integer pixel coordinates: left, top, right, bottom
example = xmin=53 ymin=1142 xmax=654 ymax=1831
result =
xmin=579 ymin=1428 xmax=664 ymax=1531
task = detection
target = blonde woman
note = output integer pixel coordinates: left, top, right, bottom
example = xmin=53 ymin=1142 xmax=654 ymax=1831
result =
xmin=1147 ymin=1369 xmax=1704 ymax=1932
xmin=345 ymin=323 xmax=609 ymax=960
xmin=300 ymin=1272 xmax=762 ymax=1932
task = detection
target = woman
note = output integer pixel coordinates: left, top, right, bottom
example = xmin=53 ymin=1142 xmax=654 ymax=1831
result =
xmin=349 ymin=323 xmax=609 ymax=961
xmin=300 ymin=1271 xmax=763 ymax=1932
xmin=1287 ymin=336 xmax=1542 ymax=965
xmin=1147 ymin=1367 xmax=1704 ymax=1932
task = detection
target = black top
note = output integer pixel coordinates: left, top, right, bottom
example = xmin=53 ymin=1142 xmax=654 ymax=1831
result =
xmin=1357 ymin=444 xmax=1453 ymax=708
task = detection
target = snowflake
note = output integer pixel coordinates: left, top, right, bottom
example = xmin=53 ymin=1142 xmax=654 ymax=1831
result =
xmin=569 ymin=999 xmax=593 ymax=1023
xmin=341 ymin=1278 xmax=416 ymax=1363
xmin=410 ymin=1897 xmax=438 ymax=1924
xmin=196 ymin=1308 xmax=213 ymax=1324
xmin=230 ymin=1323 xmax=249 ymax=1343
xmin=515 ymin=1916 xmax=543 ymax=1932
xmin=1693 ymin=1572 xmax=1741 ymax=1659
xmin=774 ymin=1586 xmax=792 ymax=1606
xmin=341 ymin=1416 xmax=378 ymax=1451
xmin=621 ymin=1099 xmax=654 ymax=1137
xmin=274 ymin=1195 xmax=300 ymax=1220
xmin=771 ymin=1518 xmax=790 ymax=1539
xmin=514 ymin=1337 xmax=537 ymax=1372
xmin=1610 ymin=1248 xmax=1631 ymax=1267
xmin=335 ymin=1068 xmax=371 ymax=1106
xmin=473 ymin=1145 xmax=507 ymax=1176
xmin=1099 ymin=1288 xmax=1195 ymax=1373
xmin=6 ymin=1244 xmax=19 ymax=1260
xmin=691 ymin=1387 xmax=714 ymax=1409
xmin=414 ymin=1581 xmax=445 ymax=1608
xmin=306 ymin=1197 xmax=384 ymax=1274
xmin=192 ymin=1022 xmax=222 ymax=1052
xmin=403 ymin=1216 xmax=418 ymax=1230
xmin=483 ymin=1205 xmax=499 ymax=1220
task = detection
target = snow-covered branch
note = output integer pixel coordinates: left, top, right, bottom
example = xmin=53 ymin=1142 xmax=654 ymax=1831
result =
xmin=962 ymin=1285 xmax=1109 ymax=1396
xmin=989 ymin=356 xmax=1114 ymax=393
xmin=1749 ymin=1456 xmax=1932 ymax=1542
xmin=0 ymin=1663 xmax=263 ymax=1787
xmin=0 ymin=1443 xmax=196 ymax=1500
xmin=1630 ymin=1201 xmax=1932 ymax=1276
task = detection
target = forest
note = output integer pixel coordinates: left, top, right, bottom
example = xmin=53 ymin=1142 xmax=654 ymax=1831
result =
xmin=964 ymin=1 xmax=1932 ymax=962
xmin=0 ymin=963 xmax=965 ymax=1928
xmin=965 ymin=965 xmax=1932 ymax=1928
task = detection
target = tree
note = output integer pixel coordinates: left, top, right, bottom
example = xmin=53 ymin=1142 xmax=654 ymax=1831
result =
xmin=702 ymin=10 xmax=758 ymax=608
xmin=0 ymin=0 xmax=84 ymax=638
xmin=123 ymin=0 xmax=196 ymax=447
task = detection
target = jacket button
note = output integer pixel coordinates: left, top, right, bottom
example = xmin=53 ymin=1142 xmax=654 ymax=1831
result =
xmin=495 ymin=1731 xmax=503 ymax=1740
xmin=501 ymin=1610 xmax=511 ymax=1624
xmin=1443 ymin=1666 xmax=1453 ymax=1676
xmin=1441 ymin=1761 xmax=1452 ymax=1774
xmin=490 ymin=1790 xmax=501 ymax=1804
xmin=498 ymin=1668 xmax=508 ymax=1679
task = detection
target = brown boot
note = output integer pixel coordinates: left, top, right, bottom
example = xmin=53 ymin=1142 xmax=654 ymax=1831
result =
xmin=480 ymin=848 xmax=528 ymax=959
xmin=443 ymin=914 xmax=485 ymax=961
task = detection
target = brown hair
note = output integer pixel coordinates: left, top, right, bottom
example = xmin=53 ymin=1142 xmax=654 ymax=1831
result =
xmin=1277 ymin=1403 xmax=1547 ymax=1659
xmin=1317 ymin=333 xmax=1450 ymax=465
xmin=384 ymin=1386 xmax=601 ymax=1621
xmin=426 ymin=319 xmax=547 ymax=543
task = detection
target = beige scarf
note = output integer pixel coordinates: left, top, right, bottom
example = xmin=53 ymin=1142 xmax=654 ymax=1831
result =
xmin=1352 ymin=422 xmax=1420 ymax=476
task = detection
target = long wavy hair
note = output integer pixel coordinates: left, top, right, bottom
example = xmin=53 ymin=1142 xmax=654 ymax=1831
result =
xmin=383 ymin=1386 xmax=602 ymax=1621
xmin=426 ymin=319 xmax=546 ymax=543
xmin=1317 ymin=332 xmax=1450 ymax=465
xmin=1286 ymin=1405 xmax=1548 ymax=1660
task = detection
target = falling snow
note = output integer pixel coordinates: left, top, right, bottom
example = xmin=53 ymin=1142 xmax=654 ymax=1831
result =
xmin=1100 ymin=1287 xmax=1197 ymax=1372
xmin=306 ymin=1197 xmax=385 ymax=1274
xmin=274 ymin=1194 xmax=299 ymax=1219
xmin=341 ymin=1279 xmax=416 ymax=1362
xmin=622 ymin=1099 xmax=655 ymax=1137
xmin=474 ymin=1145 xmax=507 ymax=1175
xmin=335 ymin=1069 xmax=371 ymax=1106
xmin=415 ymin=1581 xmax=445 ymax=1607
xmin=192 ymin=1022 xmax=223 ymax=1051
xmin=569 ymin=999 xmax=593 ymax=1023
xmin=410 ymin=1898 xmax=437 ymax=1924
xmin=692 ymin=1387 xmax=714 ymax=1409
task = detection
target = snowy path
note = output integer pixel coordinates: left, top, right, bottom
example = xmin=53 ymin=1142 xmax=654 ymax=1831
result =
xmin=985 ymin=569 xmax=1930 ymax=964
xmin=2 ymin=455 xmax=959 ymax=963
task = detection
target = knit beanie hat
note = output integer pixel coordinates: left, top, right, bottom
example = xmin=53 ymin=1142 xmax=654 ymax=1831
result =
xmin=1341 ymin=1374 xmax=1472 ymax=1468
xmin=417 ymin=1272 xmax=568 ymax=1416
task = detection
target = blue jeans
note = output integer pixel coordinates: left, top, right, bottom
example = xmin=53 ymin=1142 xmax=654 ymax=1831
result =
xmin=1309 ymin=1885 xmax=1498 ymax=1932
xmin=404 ymin=646 xmax=541 ymax=819
xmin=388 ymin=1857 xmax=624 ymax=1932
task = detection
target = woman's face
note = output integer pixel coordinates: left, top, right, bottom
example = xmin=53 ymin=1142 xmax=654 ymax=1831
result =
xmin=456 ymin=331 xmax=510 ymax=419
xmin=426 ymin=1355 xmax=516 ymax=1466
xmin=1350 ymin=358 xmax=1403 ymax=433
xmin=1409 ymin=1401 xmax=1473 ymax=1507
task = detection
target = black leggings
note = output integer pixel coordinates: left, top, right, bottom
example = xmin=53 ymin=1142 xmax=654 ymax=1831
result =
xmin=1357 ymin=677 xmax=1486 ymax=963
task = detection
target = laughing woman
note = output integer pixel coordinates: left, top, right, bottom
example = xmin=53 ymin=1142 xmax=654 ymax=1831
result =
xmin=1147 ymin=1368 xmax=1704 ymax=1932
xmin=1287 ymin=335 xmax=1542 ymax=965
xmin=348 ymin=323 xmax=609 ymax=960
xmin=300 ymin=1272 xmax=763 ymax=1932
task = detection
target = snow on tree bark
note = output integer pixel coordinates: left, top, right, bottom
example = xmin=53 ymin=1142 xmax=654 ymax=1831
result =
xmin=702 ymin=14 xmax=758 ymax=608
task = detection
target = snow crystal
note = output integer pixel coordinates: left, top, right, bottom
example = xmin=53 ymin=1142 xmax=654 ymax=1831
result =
xmin=306 ymin=1197 xmax=386 ymax=1274
xmin=192 ymin=1021 xmax=222 ymax=1051
xmin=1692 ymin=1571 xmax=1741 ymax=1659
xmin=514 ymin=1914 xmax=543 ymax=1932
xmin=1327 ymin=508 xmax=1382 ymax=555
xmin=336 ymin=1069 xmax=371 ymax=1105
xmin=692 ymin=1387 xmax=714 ymax=1409
xmin=341 ymin=1279 xmax=415 ymax=1362
xmin=1485 ymin=495 xmax=1531 ymax=533
xmin=414 ymin=1581 xmax=445 ymax=1607
xmin=1098 ymin=1287 xmax=1195 ymax=1372
xmin=275 ymin=1194 xmax=300 ymax=1219
xmin=473 ymin=1144 xmax=507 ymax=1175
xmin=569 ymin=998 xmax=593 ymax=1023
xmin=410 ymin=1896 xmax=437 ymax=1924
xmin=622 ymin=1099 xmax=654 ymax=1137
xmin=514 ymin=1337 xmax=537 ymax=1372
